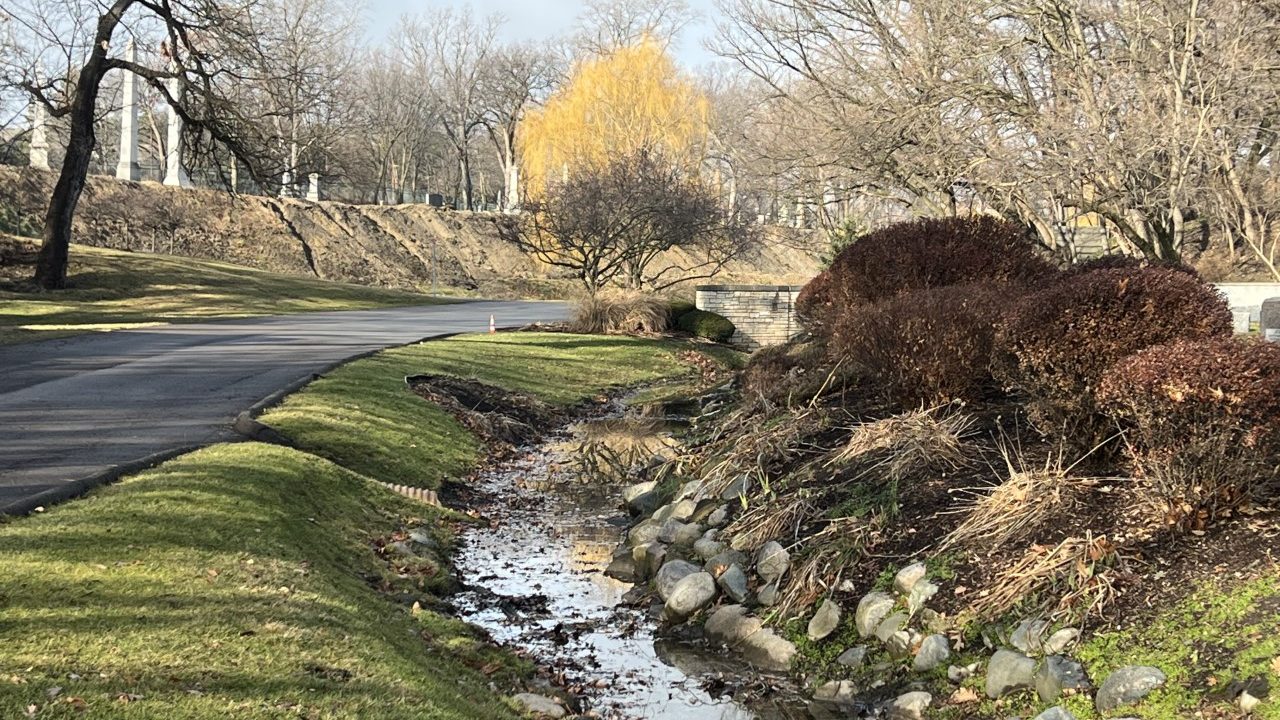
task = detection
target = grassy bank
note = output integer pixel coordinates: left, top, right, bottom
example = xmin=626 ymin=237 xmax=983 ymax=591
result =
xmin=0 ymin=241 xmax=445 ymax=345
xmin=0 ymin=332 xmax=736 ymax=719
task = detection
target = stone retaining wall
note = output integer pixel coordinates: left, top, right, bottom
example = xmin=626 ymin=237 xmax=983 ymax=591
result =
xmin=696 ymin=285 xmax=805 ymax=349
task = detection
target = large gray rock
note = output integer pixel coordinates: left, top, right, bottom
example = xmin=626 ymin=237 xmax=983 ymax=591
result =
xmin=885 ymin=630 xmax=913 ymax=659
xmin=906 ymin=580 xmax=939 ymax=615
xmin=655 ymin=560 xmax=700 ymax=601
xmin=837 ymin=646 xmax=868 ymax=669
xmin=1036 ymin=655 xmax=1090 ymax=702
xmin=671 ymin=522 xmax=704 ymax=546
xmin=604 ymin=554 xmax=638 ymax=583
xmin=1095 ymin=666 xmax=1167 ymax=712
xmin=689 ymin=498 xmax=721 ymax=524
xmin=894 ymin=562 xmax=927 ymax=595
xmin=655 ymin=497 xmax=699 ymax=523
xmin=756 ymin=541 xmax=791 ymax=583
xmin=913 ymin=634 xmax=951 ymax=672
xmin=628 ymin=519 xmax=662 ymax=547
xmin=627 ymin=490 xmax=661 ymax=517
xmin=1011 ymin=618 xmax=1050 ymax=654
xmin=722 ymin=474 xmax=751 ymax=500
xmin=702 ymin=605 xmax=796 ymax=671
xmin=706 ymin=504 xmax=731 ymax=528
xmin=717 ymin=564 xmax=749 ymax=603
xmin=664 ymin=572 xmax=717 ymax=620
xmin=676 ymin=479 xmax=707 ymax=501
xmin=856 ymin=592 xmax=896 ymax=637
xmin=657 ymin=519 xmax=689 ymax=544
xmin=756 ymin=581 xmax=780 ymax=607
xmin=1033 ymin=708 xmax=1077 ymax=720
xmin=807 ymin=599 xmax=842 ymax=641
xmin=633 ymin=541 xmax=667 ymax=580
xmin=623 ymin=481 xmax=657 ymax=504
xmin=887 ymin=691 xmax=932 ymax=720
xmin=813 ymin=680 xmax=859 ymax=706
xmin=511 ymin=693 xmax=567 ymax=718
xmin=1043 ymin=628 xmax=1080 ymax=655
xmin=694 ymin=537 xmax=725 ymax=562
xmin=986 ymin=649 xmax=1036 ymax=698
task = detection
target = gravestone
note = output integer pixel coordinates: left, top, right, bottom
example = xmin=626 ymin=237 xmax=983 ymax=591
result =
xmin=115 ymin=41 xmax=140 ymax=181
xmin=1262 ymin=298 xmax=1280 ymax=343
xmin=306 ymin=173 xmax=320 ymax=202
xmin=1232 ymin=309 xmax=1252 ymax=334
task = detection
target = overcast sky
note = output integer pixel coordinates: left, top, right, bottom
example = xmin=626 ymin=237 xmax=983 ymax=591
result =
xmin=361 ymin=0 xmax=724 ymax=69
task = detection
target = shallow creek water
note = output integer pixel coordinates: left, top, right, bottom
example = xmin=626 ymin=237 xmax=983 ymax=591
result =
xmin=452 ymin=408 xmax=808 ymax=719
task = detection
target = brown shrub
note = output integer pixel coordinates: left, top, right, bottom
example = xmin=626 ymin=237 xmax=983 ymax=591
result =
xmin=802 ymin=216 xmax=1055 ymax=332
xmin=570 ymin=291 xmax=669 ymax=335
xmin=832 ymin=283 xmax=1008 ymax=407
xmin=740 ymin=340 xmax=833 ymax=407
xmin=995 ymin=267 xmax=1233 ymax=450
xmin=1099 ymin=337 xmax=1280 ymax=528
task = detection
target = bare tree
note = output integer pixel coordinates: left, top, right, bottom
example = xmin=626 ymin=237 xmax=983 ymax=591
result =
xmin=573 ymin=0 xmax=695 ymax=56
xmin=479 ymin=40 xmax=559 ymax=211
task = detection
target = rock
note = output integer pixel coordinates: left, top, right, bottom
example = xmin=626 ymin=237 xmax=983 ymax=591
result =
xmin=702 ymin=605 xmax=796 ymax=671
xmin=627 ymin=490 xmax=661 ymax=517
xmin=657 ymin=519 xmax=687 ymax=544
xmin=1239 ymin=690 xmax=1262 ymax=713
xmin=722 ymin=474 xmax=751 ymax=500
xmin=948 ymin=663 xmax=979 ymax=683
xmin=1035 ymin=655 xmax=1090 ymax=702
xmin=919 ymin=608 xmax=948 ymax=634
xmin=874 ymin=612 xmax=909 ymax=643
xmin=655 ymin=560 xmax=700 ymax=601
xmin=894 ymin=563 xmax=927 ymax=595
xmin=628 ymin=519 xmax=662 ymax=547
xmin=689 ymin=499 xmax=720 ymax=524
xmin=676 ymin=479 xmax=706 ymax=501
xmin=693 ymin=537 xmax=725 ymax=561
xmin=620 ymin=586 xmax=647 ymax=605
xmin=1043 ymin=628 xmax=1080 ymax=655
xmin=666 ymin=498 xmax=699 ymax=523
xmin=887 ymin=691 xmax=932 ymax=720
xmin=814 ymin=680 xmax=859 ymax=706
xmin=664 ymin=572 xmax=717 ymax=620
xmin=1033 ymin=707 xmax=1077 ymax=720
xmin=633 ymin=542 xmax=667 ymax=580
xmin=986 ymin=649 xmax=1036 ymax=698
xmin=706 ymin=504 xmax=731 ymax=528
xmin=511 ymin=693 xmax=566 ymax=718
xmin=808 ymin=599 xmax=842 ymax=641
xmin=856 ymin=592 xmax=896 ymax=638
xmin=756 ymin=582 xmax=779 ymax=607
xmin=717 ymin=564 xmax=749 ymax=603
xmin=1011 ymin=618 xmax=1050 ymax=654
xmin=1095 ymin=666 xmax=1166 ymax=712
xmin=704 ymin=549 xmax=747 ymax=577
xmin=837 ymin=646 xmax=868 ymax=669
xmin=756 ymin=541 xmax=790 ymax=583
xmin=913 ymin=634 xmax=951 ymax=672
xmin=623 ymin=481 xmax=657 ymax=504
xmin=604 ymin=554 xmax=638 ymax=583
xmin=671 ymin=522 xmax=704 ymax=546
xmin=407 ymin=527 xmax=436 ymax=550
xmin=907 ymin=580 xmax=939 ymax=615
xmin=885 ymin=630 xmax=913 ymax=659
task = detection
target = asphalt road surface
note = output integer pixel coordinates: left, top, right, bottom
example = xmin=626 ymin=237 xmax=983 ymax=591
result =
xmin=0 ymin=301 xmax=569 ymax=514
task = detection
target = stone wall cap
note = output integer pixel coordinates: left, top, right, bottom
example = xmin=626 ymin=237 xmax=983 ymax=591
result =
xmin=696 ymin=284 xmax=806 ymax=292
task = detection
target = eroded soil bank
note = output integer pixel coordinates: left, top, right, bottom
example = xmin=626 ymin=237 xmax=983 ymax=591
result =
xmin=449 ymin=397 xmax=808 ymax=719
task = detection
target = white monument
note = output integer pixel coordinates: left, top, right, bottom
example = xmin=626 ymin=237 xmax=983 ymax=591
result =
xmin=163 ymin=76 xmax=192 ymax=188
xmin=306 ymin=173 xmax=320 ymax=202
xmin=279 ymin=169 xmax=294 ymax=198
xmin=28 ymin=99 xmax=50 ymax=170
xmin=115 ymin=41 xmax=140 ymax=181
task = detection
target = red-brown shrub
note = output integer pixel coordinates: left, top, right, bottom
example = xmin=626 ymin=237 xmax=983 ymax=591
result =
xmin=995 ymin=267 xmax=1233 ymax=449
xmin=1099 ymin=337 xmax=1280 ymax=527
xmin=1063 ymin=254 xmax=1200 ymax=277
xmin=796 ymin=216 xmax=1055 ymax=335
xmin=741 ymin=340 xmax=834 ymax=407
xmin=833 ymin=283 xmax=1007 ymax=407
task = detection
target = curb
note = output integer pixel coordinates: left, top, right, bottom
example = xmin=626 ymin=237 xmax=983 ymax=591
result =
xmin=1 ymin=326 xmax=526 ymax=517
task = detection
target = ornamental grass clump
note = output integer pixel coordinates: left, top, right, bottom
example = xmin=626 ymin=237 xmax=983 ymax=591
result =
xmin=995 ymin=266 xmax=1233 ymax=452
xmin=1099 ymin=336 xmax=1280 ymax=530
xmin=570 ymin=291 xmax=669 ymax=335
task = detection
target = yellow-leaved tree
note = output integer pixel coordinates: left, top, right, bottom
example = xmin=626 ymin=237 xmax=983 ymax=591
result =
xmin=519 ymin=39 xmax=710 ymax=199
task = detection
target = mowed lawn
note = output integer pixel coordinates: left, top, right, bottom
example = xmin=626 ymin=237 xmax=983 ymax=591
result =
xmin=0 ymin=242 xmax=444 ymax=345
xmin=0 ymin=332 xmax=738 ymax=719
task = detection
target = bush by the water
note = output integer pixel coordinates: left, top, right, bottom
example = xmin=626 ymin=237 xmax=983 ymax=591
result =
xmin=1100 ymin=337 xmax=1280 ymax=528
xmin=571 ymin=292 xmax=669 ymax=335
xmin=796 ymin=215 xmax=1055 ymax=332
xmin=677 ymin=309 xmax=736 ymax=343
xmin=833 ymin=283 xmax=1006 ymax=406
xmin=996 ymin=266 xmax=1233 ymax=449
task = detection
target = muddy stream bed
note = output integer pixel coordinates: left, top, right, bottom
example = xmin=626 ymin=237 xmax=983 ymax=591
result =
xmin=451 ymin=402 xmax=809 ymax=719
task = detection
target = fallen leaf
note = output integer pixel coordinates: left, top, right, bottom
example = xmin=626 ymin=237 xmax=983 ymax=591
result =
xmin=949 ymin=687 xmax=980 ymax=704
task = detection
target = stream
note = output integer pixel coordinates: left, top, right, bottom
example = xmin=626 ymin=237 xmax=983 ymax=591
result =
xmin=451 ymin=401 xmax=808 ymax=719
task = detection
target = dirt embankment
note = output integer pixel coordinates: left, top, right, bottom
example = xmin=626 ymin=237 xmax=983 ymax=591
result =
xmin=0 ymin=167 xmax=821 ymax=297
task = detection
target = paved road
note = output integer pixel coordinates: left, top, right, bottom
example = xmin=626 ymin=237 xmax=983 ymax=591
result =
xmin=0 ymin=301 xmax=569 ymax=514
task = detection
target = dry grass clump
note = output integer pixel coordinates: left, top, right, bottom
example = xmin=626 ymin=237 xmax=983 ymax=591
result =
xmin=565 ymin=418 xmax=676 ymax=483
xmin=833 ymin=407 xmax=974 ymax=482
xmin=971 ymin=534 xmax=1122 ymax=623
xmin=774 ymin=516 xmax=882 ymax=617
xmin=570 ymin=291 xmax=669 ymax=335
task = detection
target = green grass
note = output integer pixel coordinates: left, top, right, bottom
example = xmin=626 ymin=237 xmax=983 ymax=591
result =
xmin=0 ymin=443 xmax=526 ymax=719
xmin=261 ymin=332 xmax=743 ymax=488
xmin=0 ymin=331 xmax=732 ymax=719
xmin=0 ymin=243 xmax=446 ymax=345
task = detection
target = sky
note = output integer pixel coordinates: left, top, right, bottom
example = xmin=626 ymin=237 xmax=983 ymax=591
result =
xmin=361 ymin=0 xmax=724 ymax=69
